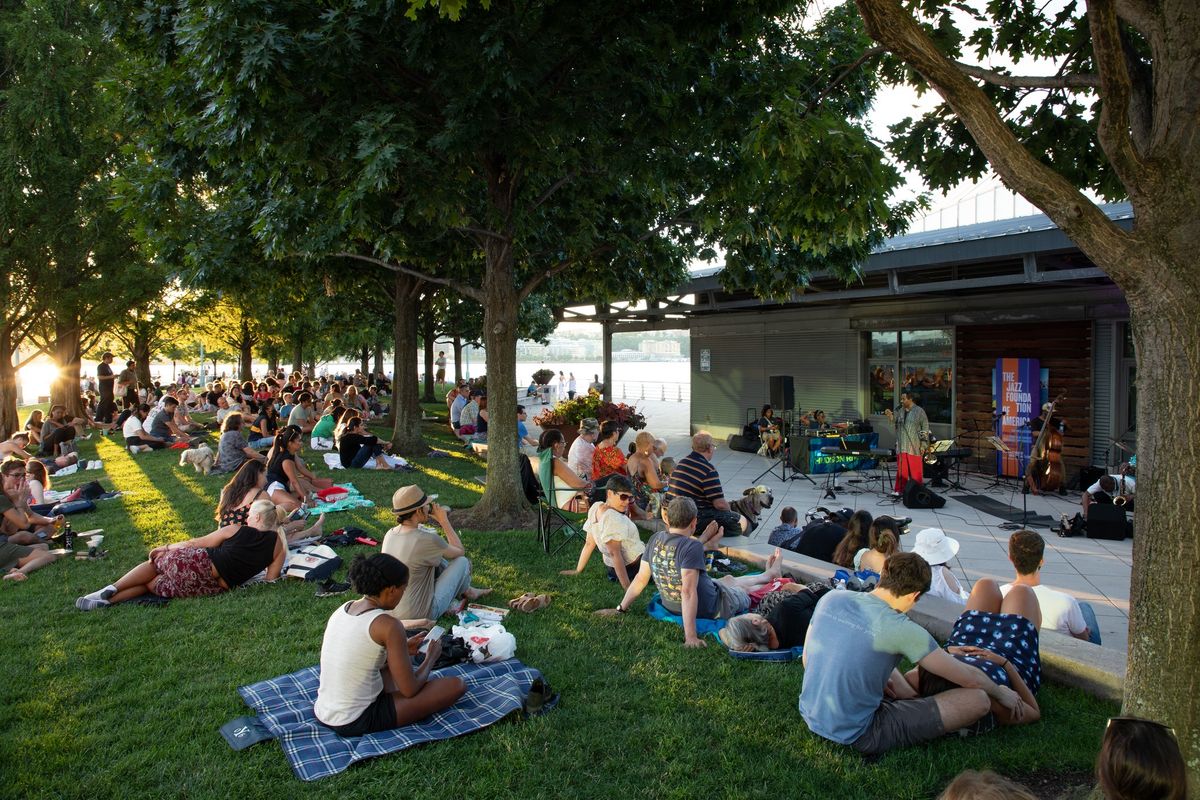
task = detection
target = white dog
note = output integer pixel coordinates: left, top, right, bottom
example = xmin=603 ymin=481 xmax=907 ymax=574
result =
xmin=179 ymin=445 xmax=214 ymax=475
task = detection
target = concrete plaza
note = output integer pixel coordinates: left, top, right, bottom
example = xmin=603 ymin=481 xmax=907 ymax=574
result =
xmin=630 ymin=398 xmax=1133 ymax=656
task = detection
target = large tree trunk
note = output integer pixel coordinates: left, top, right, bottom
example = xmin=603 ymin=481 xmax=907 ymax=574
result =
xmin=292 ymin=340 xmax=304 ymax=377
xmin=132 ymin=331 xmax=153 ymax=388
xmin=50 ymin=318 xmax=84 ymax=419
xmin=0 ymin=332 xmax=19 ymax=439
xmin=389 ymin=271 xmax=426 ymax=456
xmin=267 ymin=351 xmax=279 ymax=375
xmin=372 ymin=339 xmax=384 ymax=377
xmin=238 ymin=317 xmax=253 ymax=381
xmin=1122 ymin=282 xmax=1200 ymax=790
xmin=422 ymin=312 xmax=436 ymax=402
xmin=452 ymin=336 xmax=463 ymax=383
xmin=359 ymin=344 xmax=370 ymax=379
xmin=459 ymin=163 xmax=532 ymax=527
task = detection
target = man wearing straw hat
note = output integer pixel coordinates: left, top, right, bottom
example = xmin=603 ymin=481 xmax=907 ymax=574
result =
xmin=381 ymin=486 xmax=491 ymax=623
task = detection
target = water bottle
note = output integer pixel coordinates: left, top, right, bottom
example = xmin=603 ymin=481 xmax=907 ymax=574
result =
xmin=63 ymin=521 xmax=75 ymax=551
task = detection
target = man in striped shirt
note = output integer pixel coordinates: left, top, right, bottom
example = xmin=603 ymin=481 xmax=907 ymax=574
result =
xmin=666 ymin=431 xmax=748 ymax=550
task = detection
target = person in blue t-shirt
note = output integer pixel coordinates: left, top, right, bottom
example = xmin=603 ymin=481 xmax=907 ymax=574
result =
xmin=516 ymin=405 xmax=537 ymax=449
xmin=595 ymin=497 xmax=784 ymax=648
xmin=799 ymin=552 xmax=1024 ymax=756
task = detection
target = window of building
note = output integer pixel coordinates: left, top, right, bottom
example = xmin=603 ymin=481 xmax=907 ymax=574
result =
xmin=866 ymin=329 xmax=954 ymax=425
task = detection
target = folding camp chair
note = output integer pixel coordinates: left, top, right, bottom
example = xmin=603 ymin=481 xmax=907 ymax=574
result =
xmin=526 ymin=454 xmax=586 ymax=555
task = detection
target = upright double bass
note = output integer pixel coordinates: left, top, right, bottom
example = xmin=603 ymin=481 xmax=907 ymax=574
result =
xmin=1026 ymin=393 xmax=1066 ymax=495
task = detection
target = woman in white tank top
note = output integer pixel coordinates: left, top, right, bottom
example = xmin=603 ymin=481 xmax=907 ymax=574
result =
xmin=313 ymin=554 xmax=467 ymax=737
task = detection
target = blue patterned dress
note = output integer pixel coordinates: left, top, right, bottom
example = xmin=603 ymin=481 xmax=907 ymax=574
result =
xmin=946 ymin=610 xmax=1042 ymax=694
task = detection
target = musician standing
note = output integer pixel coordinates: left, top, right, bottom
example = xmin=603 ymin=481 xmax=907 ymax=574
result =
xmin=883 ymin=391 xmax=931 ymax=495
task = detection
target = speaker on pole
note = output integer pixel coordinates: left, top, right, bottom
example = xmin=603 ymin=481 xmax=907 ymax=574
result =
xmin=768 ymin=375 xmax=794 ymax=412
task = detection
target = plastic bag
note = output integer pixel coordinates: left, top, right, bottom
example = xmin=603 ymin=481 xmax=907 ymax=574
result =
xmin=451 ymin=623 xmax=517 ymax=663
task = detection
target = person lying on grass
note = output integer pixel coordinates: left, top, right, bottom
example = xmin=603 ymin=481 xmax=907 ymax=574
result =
xmin=799 ymin=552 xmax=1025 ymax=758
xmin=0 ymin=457 xmax=65 ymax=545
xmin=381 ymin=486 xmax=491 ymax=623
xmin=75 ymin=499 xmax=286 ymax=610
xmin=313 ymin=553 xmax=467 ymax=737
xmin=1 ymin=539 xmax=60 ymax=582
xmin=903 ymin=577 xmax=1043 ymax=732
xmin=216 ymin=460 xmax=325 ymax=545
xmin=595 ymin=496 xmax=786 ymax=648
xmin=560 ymin=475 xmax=644 ymax=589
xmin=718 ymin=583 xmax=831 ymax=652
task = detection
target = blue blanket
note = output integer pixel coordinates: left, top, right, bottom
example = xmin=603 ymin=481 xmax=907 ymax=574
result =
xmin=238 ymin=659 xmax=542 ymax=781
xmin=645 ymin=594 xmax=802 ymax=662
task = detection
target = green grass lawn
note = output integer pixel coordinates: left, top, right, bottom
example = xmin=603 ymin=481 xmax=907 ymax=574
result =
xmin=0 ymin=403 xmax=1115 ymax=799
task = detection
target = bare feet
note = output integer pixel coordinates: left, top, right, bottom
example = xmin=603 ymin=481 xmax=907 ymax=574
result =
xmin=3 ymin=570 xmax=27 ymax=582
xmin=464 ymin=586 xmax=492 ymax=601
xmin=402 ymin=618 xmax=436 ymax=630
xmin=766 ymin=547 xmax=783 ymax=577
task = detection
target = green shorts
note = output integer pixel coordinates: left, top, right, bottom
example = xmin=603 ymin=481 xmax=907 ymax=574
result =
xmin=0 ymin=541 xmax=34 ymax=572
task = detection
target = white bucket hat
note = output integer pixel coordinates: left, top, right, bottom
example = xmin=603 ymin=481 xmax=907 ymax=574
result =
xmin=910 ymin=528 xmax=960 ymax=566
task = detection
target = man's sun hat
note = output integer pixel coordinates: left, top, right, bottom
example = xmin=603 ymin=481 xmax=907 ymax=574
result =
xmin=910 ymin=528 xmax=960 ymax=566
xmin=392 ymin=485 xmax=431 ymax=515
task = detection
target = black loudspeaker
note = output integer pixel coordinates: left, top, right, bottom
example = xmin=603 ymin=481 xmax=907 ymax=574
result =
xmin=769 ymin=375 xmax=795 ymax=412
xmin=727 ymin=433 xmax=760 ymax=453
xmin=903 ymin=480 xmax=946 ymax=510
xmin=1087 ymin=504 xmax=1130 ymax=540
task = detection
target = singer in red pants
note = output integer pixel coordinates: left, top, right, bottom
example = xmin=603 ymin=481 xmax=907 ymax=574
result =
xmin=884 ymin=392 xmax=931 ymax=494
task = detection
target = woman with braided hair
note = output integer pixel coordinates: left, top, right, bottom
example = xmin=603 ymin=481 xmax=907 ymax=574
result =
xmin=313 ymin=554 xmax=467 ymax=737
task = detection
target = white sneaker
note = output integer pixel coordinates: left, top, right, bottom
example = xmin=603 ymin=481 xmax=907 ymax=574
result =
xmin=129 ymin=446 xmax=139 ymax=455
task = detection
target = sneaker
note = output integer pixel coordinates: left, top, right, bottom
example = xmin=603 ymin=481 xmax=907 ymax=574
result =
xmin=75 ymin=595 xmax=111 ymax=611
xmin=129 ymin=446 xmax=140 ymax=455
xmin=315 ymin=579 xmax=351 ymax=597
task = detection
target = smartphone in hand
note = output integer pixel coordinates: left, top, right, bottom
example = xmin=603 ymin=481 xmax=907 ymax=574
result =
xmin=419 ymin=625 xmax=445 ymax=654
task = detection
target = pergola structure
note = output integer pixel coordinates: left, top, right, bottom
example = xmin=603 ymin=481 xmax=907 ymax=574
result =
xmin=559 ymin=202 xmax=1132 ymax=402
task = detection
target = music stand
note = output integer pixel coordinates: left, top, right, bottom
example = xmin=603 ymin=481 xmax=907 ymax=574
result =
xmin=999 ymin=452 xmax=1034 ymax=530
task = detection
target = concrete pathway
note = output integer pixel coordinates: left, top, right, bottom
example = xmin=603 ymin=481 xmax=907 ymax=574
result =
xmin=629 ymin=402 xmax=1133 ymax=657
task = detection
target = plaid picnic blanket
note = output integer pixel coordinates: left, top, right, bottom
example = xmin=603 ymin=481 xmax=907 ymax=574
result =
xmin=646 ymin=594 xmax=803 ymax=662
xmin=238 ymin=659 xmax=542 ymax=781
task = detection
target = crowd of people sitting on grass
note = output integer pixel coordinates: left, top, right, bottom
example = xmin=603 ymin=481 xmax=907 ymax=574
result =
xmin=3 ymin=373 xmax=1186 ymax=799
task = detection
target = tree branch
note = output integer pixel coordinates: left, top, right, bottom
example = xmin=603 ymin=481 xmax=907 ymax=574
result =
xmin=332 ymin=252 xmax=483 ymax=301
xmin=953 ymin=61 xmax=1101 ymax=89
xmin=1112 ymin=0 xmax=1161 ymax=35
xmin=451 ymin=226 xmax=509 ymax=242
xmin=531 ymin=172 xmax=575 ymax=211
xmin=518 ymin=216 xmax=697 ymax=302
xmin=853 ymin=0 xmax=1141 ymax=290
xmin=804 ymin=46 xmax=886 ymax=116
xmin=1085 ymin=0 xmax=1145 ymax=188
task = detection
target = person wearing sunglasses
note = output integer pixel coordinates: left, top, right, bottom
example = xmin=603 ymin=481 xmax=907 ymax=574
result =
xmin=1098 ymin=716 xmax=1187 ymax=800
xmin=560 ymin=475 xmax=644 ymax=589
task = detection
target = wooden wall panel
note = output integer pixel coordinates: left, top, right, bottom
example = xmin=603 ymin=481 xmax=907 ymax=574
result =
xmin=956 ymin=321 xmax=1093 ymax=468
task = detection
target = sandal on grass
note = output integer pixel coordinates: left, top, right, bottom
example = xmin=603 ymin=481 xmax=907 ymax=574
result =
xmin=516 ymin=594 xmax=551 ymax=613
xmin=509 ymin=593 xmax=536 ymax=610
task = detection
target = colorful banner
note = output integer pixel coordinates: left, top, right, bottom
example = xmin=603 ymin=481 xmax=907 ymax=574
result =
xmin=993 ymin=358 xmax=1040 ymax=477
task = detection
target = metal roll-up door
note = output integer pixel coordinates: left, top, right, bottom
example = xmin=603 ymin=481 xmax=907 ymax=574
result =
xmin=690 ymin=320 xmax=767 ymax=437
xmin=1091 ymin=320 xmax=1116 ymax=468
xmin=762 ymin=329 xmax=862 ymax=425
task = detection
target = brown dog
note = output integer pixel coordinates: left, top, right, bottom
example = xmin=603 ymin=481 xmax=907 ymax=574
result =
xmin=731 ymin=485 xmax=774 ymax=532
